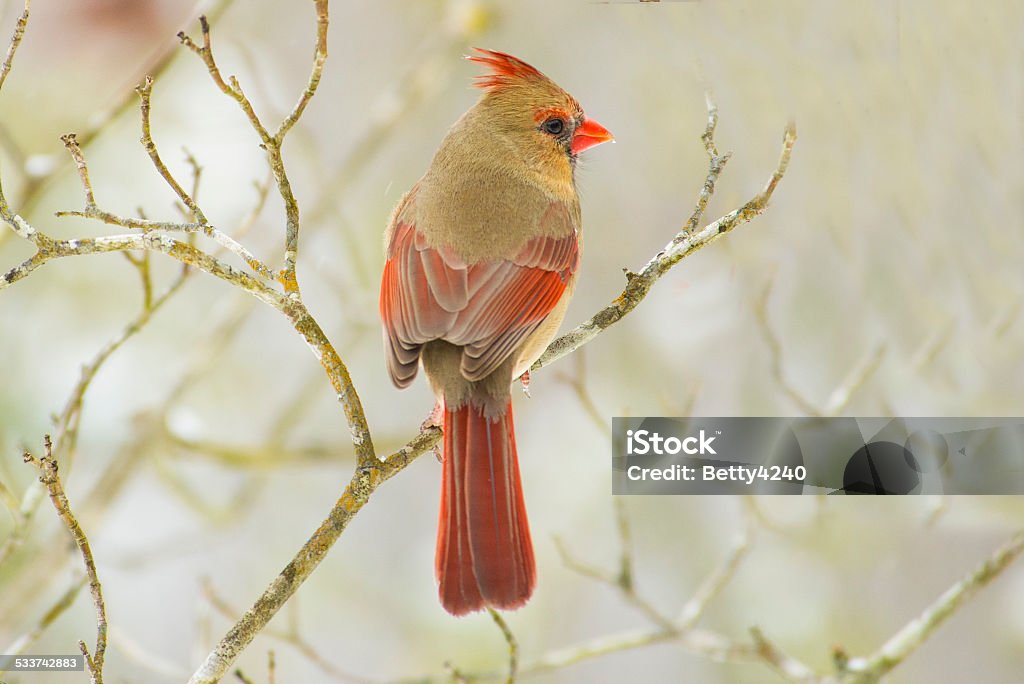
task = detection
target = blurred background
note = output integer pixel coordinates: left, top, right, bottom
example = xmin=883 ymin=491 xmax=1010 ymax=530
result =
xmin=1 ymin=0 xmax=1023 ymax=682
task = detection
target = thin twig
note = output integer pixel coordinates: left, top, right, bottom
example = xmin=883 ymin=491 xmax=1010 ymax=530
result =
xmin=678 ymin=511 xmax=754 ymax=628
xmin=555 ymin=350 xmax=609 ymax=435
xmin=750 ymin=626 xmax=818 ymax=682
xmin=0 ymin=475 xmax=19 ymax=522
xmin=176 ymin=146 xmax=204 ymax=221
xmin=273 ymin=0 xmax=328 ymax=141
xmin=821 ymin=343 xmax=886 ymax=415
xmin=754 ymin=274 xmax=821 ymax=415
xmin=0 ymin=263 xmax=252 ymax=621
xmin=910 ymin=318 xmax=955 ymax=370
xmin=272 ymin=0 xmax=327 ymax=291
xmin=613 ymin=498 xmax=634 ymax=591
xmin=0 ymin=0 xmax=29 ymax=93
xmin=23 ymin=436 xmax=107 ymax=684
xmin=136 ymin=76 xmax=207 ymax=224
xmin=107 ymin=625 xmax=189 ymax=680
xmin=177 ymin=15 xmax=270 ymax=142
xmin=680 ymin=93 xmax=730 ymax=238
xmin=59 ymin=133 xmax=97 ymax=210
xmin=54 ymin=267 xmax=188 ymax=463
xmin=166 ymin=433 xmax=340 ymax=467
xmin=487 ymin=608 xmax=519 ymax=684
xmin=431 ymin=503 xmax=769 ymax=684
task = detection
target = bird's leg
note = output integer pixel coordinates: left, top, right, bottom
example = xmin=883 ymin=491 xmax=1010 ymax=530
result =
xmin=519 ymin=370 xmax=531 ymax=398
xmin=422 ymin=399 xmax=444 ymax=462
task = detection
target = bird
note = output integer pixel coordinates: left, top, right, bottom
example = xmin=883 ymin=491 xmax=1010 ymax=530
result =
xmin=379 ymin=48 xmax=613 ymax=616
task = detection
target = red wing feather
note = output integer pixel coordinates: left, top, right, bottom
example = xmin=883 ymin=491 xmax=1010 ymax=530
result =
xmin=380 ymin=208 xmax=578 ymax=386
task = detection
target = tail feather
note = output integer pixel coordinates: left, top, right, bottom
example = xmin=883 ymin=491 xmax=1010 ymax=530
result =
xmin=435 ymin=399 xmax=535 ymax=615
xmin=436 ymin=404 xmax=484 ymax=612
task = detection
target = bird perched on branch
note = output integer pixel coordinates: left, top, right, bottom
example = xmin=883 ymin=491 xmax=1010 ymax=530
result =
xmin=379 ymin=48 xmax=613 ymax=616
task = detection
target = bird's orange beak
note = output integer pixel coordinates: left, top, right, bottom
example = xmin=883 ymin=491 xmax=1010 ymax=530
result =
xmin=571 ymin=118 xmax=614 ymax=155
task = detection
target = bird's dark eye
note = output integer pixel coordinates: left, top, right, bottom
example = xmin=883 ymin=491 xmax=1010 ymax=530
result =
xmin=542 ymin=117 xmax=565 ymax=136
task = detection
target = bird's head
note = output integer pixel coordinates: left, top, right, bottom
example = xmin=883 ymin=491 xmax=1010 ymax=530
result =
xmin=467 ymin=48 xmax=613 ymax=174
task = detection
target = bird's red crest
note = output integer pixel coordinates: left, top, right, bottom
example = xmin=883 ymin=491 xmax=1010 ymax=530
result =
xmin=467 ymin=48 xmax=545 ymax=91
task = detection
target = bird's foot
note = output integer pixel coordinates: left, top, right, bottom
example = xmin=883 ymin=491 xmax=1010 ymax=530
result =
xmin=421 ymin=400 xmax=444 ymax=431
xmin=421 ymin=400 xmax=444 ymax=463
xmin=519 ymin=371 xmax=531 ymax=398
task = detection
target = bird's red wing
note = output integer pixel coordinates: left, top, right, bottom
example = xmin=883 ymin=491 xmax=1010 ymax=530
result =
xmin=380 ymin=212 xmax=579 ymax=387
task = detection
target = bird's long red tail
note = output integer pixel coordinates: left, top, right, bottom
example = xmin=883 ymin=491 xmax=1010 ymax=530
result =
xmin=436 ymin=399 xmax=536 ymax=615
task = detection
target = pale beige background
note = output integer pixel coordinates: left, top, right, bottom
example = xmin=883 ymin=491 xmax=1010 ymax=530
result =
xmin=0 ymin=1 xmax=1022 ymax=683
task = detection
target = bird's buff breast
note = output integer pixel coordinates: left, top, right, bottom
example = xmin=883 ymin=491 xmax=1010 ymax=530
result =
xmin=414 ymin=165 xmax=578 ymax=264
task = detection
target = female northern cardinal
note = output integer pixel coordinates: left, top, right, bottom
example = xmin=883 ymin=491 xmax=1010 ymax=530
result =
xmin=379 ymin=48 xmax=613 ymax=615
